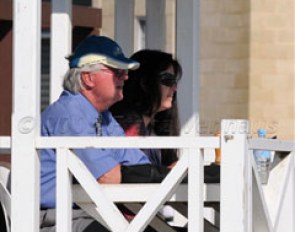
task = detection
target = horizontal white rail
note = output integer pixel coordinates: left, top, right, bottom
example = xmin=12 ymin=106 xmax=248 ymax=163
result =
xmin=248 ymin=138 xmax=294 ymax=152
xmin=36 ymin=136 xmax=219 ymax=149
xmin=0 ymin=136 xmax=11 ymax=154
xmin=3 ymin=136 xmax=294 ymax=151
xmin=0 ymin=136 xmax=11 ymax=149
xmin=73 ymin=183 xmax=220 ymax=203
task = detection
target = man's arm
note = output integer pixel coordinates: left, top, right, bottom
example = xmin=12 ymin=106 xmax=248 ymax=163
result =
xmin=98 ymin=164 xmax=170 ymax=184
xmin=98 ymin=164 xmax=121 ymax=184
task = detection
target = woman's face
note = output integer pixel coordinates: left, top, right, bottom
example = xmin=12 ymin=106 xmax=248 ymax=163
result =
xmin=158 ymin=65 xmax=178 ymax=112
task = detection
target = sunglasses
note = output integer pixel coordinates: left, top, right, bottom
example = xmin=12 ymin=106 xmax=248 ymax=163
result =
xmin=159 ymin=73 xmax=179 ymax=87
xmin=100 ymin=67 xmax=128 ymax=79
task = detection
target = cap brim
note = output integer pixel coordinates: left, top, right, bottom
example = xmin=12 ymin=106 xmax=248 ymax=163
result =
xmin=77 ymin=54 xmax=140 ymax=70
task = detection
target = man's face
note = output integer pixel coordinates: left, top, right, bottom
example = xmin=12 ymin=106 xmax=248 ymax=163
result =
xmin=88 ymin=65 xmax=128 ymax=110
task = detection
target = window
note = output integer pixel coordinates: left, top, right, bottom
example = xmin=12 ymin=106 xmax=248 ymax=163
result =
xmin=41 ymin=29 xmax=50 ymax=111
xmin=134 ymin=16 xmax=146 ymax=51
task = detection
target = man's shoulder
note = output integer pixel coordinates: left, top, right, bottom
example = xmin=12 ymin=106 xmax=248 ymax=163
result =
xmin=42 ymin=92 xmax=82 ymax=117
xmin=41 ymin=94 xmax=93 ymax=136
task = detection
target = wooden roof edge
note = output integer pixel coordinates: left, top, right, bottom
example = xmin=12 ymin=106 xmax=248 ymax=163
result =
xmin=0 ymin=0 xmax=12 ymax=21
xmin=0 ymin=1 xmax=102 ymax=29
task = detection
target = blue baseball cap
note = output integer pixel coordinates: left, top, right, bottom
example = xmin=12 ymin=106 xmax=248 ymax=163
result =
xmin=68 ymin=35 xmax=140 ymax=70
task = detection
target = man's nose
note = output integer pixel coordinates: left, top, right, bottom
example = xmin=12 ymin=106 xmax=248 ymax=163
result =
xmin=123 ymin=73 xmax=128 ymax=81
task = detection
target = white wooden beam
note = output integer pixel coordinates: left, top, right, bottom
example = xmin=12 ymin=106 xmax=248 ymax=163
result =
xmin=220 ymin=120 xmax=251 ymax=232
xmin=127 ymin=155 xmax=188 ymax=232
xmin=0 ymin=136 xmax=11 ymax=154
xmin=188 ymin=148 xmax=204 ymax=231
xmin=73 ymin=183 xmax=220 ymax=203
xmin=249 ymin=139 xmax=295 ymax=152
xmin=68 ymin=151 xmax=129 ymax=231
xmin=11 ymin=0 xmax=41 ymax=231
xmin=36 ymin=136 xmax=219 ymax=149
xmin=146 ymin=0 xmax=166 ymax=50
xmin=115 ymin=0 xmax=134 ymax=57
xmin=50 ymin=0 xmax=72 ymax=103
xmin=252 ymin=165 xmax=273 ymax=231
xmin=56 ymin=149 xmax=73 ymax=232
xmin=176 ymin=0 xmax=200 ymax=136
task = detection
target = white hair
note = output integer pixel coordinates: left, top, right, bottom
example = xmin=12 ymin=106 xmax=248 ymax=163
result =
xmin=63 ymin=63 xmax=103 ymax=93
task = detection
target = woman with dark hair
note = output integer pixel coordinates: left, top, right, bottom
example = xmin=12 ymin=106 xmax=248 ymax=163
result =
xmin=110 ymin=49 xmax=182 ymax=167
xmin=111 ymin=50 xmax=219 ymax=230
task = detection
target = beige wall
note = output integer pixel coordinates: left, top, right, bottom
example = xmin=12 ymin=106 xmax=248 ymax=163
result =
xmin=93 ymin=0 xmax=294 ymax=139
xmin=92 ymin=0 xmax=115 ymax=37
xmin=199 ymin=0 xmax=294 ymax=139
xmin=199 ymin=0 xmax=250 ymax=135
xmin=249 ymin=0 xmax=294 ymax=139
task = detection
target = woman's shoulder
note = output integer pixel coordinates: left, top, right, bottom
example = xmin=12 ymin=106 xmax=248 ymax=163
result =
xmin=111 ymin=109 xmax=145 ymax=136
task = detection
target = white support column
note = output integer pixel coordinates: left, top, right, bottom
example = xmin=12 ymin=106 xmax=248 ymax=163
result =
xmin=12 ymin=0 xmax=41 ymax=231
xmin=146 ymin=0 xmax=166 ymax=50
xmin=188 ymin=148 xmax=204 ymax=232
xmin=176 ymin=1 xmax=200 ymax=230
xmin=220 ymin=120 xmax=251 ymax=232
xmin=50 ymin=0 xmax=72 ymax=103
xmin=56 ymin=148 xmax=72 ymax=232
xmin=115 ymin=0 xmax=134 ymax=57
xmin=176 ymin=0 xmax=200 ymax=136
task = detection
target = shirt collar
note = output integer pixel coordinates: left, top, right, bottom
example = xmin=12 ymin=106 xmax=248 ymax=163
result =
xmin=64 ymin=90 xmax=101 ymax=120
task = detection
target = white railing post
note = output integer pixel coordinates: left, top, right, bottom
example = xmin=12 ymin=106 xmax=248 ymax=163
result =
xmin=50 ymin=0 xmax=72 ymax=103
xmin=56 ymin=148 xmax=72 ymax=232
xmin=220 ymin=120 xmax=251 ymax=232
xmin=11 ymin=0 xmax=41 ymax=231
xmin=187 ymin=147 xmax=204 ymax=231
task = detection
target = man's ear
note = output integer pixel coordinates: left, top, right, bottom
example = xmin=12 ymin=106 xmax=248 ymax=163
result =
xmin=81 ymin=72 xmax=95 ymax=89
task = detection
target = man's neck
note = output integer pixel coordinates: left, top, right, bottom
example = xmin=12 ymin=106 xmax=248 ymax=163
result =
xmin=80 ymin=90 xmax=107 ymax=112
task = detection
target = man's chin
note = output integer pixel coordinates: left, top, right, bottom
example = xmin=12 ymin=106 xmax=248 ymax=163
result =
xmin=113 ymin=95 xmax=124 ymax=104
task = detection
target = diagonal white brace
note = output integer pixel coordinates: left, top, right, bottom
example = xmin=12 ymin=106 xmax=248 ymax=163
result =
xmin=67 ymin=150 xmax=129 ymax=232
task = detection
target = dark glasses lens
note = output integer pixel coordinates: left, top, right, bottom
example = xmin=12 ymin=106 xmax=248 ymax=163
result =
xmin=102 ymin=67 xmax=128 ymax=79
xmin=113 ymin=69 xmax=128 ymax=79
xmin=100 ymin=67 xmax=128 ymax=79
xmin=159 ymin=73 xmax=179 ymax=87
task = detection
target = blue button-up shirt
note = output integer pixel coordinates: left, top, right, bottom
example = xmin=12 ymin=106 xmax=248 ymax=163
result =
xmin=40 ymin=90 xmax=150 ymax=208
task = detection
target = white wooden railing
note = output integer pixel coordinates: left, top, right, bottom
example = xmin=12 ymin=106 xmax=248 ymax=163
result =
xmin=43 ymin=135 xmax=219 ymax=232
xmin=248 ymin=138 xmax=295 ymax=232
xmin=0 ymin=119 xmax=294 ymax=232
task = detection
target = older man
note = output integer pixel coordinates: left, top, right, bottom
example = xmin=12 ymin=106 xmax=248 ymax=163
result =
xmin=40 ymin=36 xmax=167 ymax=232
